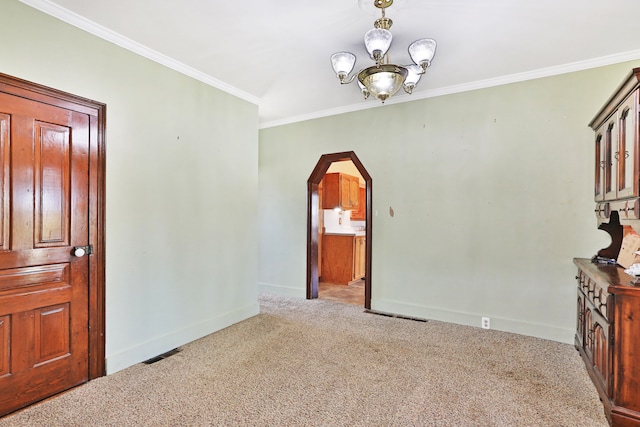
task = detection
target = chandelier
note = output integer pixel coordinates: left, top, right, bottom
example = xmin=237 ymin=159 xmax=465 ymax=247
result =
xmin=330 ymin=0 xmax=436 ymax=103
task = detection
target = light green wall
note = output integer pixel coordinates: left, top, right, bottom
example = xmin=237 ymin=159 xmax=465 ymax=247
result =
xmin=258 ymin=62 xmax=640 ymax=343
xmin=2 ymin=1 xmax=259 ymax=373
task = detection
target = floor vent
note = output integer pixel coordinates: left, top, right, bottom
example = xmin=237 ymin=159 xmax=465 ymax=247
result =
xmin=364 ymin=309 xmax=428 ymax=323
xmin=143 ymin=348 xmax=182 ymax=365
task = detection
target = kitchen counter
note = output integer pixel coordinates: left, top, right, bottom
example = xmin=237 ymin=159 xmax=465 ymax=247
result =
xmin=324 ymin=229 xmax=365 ymax=236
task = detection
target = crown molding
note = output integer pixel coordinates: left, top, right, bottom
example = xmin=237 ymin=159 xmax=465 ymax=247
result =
xmin=260 ymin=50 xmax=640 ymax=129
xmin=18 ymin=0 xmax=640 ymax=129
xmin=19 ymin=0 xmax=262 ymax=106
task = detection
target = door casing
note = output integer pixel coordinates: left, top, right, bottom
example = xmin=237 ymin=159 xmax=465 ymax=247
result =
xmin=307 ymin=151 xmax=372 ymax=309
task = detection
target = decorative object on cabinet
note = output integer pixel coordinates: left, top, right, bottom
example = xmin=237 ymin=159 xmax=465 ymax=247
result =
xmin=322 ymin=173 xmax=360 ymax=210
xmin=575 ymin=68 xmax=640 ymax=426
xmin=597 ymin=211 xmax=623 ymax=260
xmin=616 ymin=233 xmax=640 ymax=269
xmin=329 ymin=0 xmax=437 ymax=103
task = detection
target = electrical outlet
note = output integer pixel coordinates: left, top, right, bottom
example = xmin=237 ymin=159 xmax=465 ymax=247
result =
xmin=481 ymin=317 xmax=490 ymax=329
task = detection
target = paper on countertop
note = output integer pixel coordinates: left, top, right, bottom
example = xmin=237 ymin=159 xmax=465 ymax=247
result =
xmin=617 ymin=233 xmax=640 ymax=268
xmin=625 ymin=264 xmax=640 ymax=276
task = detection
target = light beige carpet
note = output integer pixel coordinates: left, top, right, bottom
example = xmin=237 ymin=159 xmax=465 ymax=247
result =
xmin=1 ymin=294 xmax=608 ymax=426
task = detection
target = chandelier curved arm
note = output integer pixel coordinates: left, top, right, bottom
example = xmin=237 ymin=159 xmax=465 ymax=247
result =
xmin=338 ymin=74 xmax=357 ymax=85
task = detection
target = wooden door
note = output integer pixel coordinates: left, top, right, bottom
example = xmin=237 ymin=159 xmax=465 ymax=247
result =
xmin=0 ymin=75 xmax=104 ymax=416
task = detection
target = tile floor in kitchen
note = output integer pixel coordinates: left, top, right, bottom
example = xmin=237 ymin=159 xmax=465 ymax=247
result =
xmin=318 ymin=280 xmax=364 ymax=306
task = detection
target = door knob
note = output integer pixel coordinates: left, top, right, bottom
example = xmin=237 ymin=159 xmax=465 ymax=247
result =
xmin=73 ymin=245 xmax=93 ymax=257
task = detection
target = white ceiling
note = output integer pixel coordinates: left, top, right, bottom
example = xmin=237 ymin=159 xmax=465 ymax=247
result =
xmin=21 ymin=0 xmax=640 ymax=128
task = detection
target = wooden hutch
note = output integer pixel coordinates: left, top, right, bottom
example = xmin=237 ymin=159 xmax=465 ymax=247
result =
xmin=575 ymin=68 xmax=640 ymax=426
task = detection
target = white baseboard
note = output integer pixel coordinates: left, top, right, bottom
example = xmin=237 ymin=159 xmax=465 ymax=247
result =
xmin=371 ymin=298 xmax=574 ymax=344
xmin=105 ymin=301 xmax=260 ymax=374
xmin=258 ymin=282 xmax=306 ymax=298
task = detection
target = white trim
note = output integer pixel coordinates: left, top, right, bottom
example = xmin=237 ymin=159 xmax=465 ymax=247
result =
xmin=260 ymin=49 xmax=640 ymax=129
xmin=371 ymin=297 xmax=574 ymax=344
xmin=19 ymin=0 xmax=262 ymax=106
xmin=19 ymin=0 xmax=640 ymax=130
xmin=258 ymin=283 xmax=306 ymax=298
xmin=105 ymin=301 xmax=260 ymax=374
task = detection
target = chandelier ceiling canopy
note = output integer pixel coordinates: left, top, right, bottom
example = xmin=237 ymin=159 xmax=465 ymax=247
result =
xmin=330 ymin=0 xmax=437 ymax=103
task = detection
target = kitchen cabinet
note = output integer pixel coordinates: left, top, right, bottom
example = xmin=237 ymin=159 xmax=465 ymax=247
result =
xmin=574 ymin=259 xmax=640 ymax=426
xmin=351 ymin=187 xmax=366 ymax=220
xmin=321 ymin=234 xmax=365 ymax=285
xmin=322 ymin=173 xmax=360 ymax=210
xmin=353 ymin=235 xmax=366 ymax=279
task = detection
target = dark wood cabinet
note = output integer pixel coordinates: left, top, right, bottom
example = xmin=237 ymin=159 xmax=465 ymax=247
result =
xmin=574 ymin=259 xmax=640 ymax=426
xmin=578 ymin=68 xmax=640 ymax=426
xmin=591 ymin=68 xmax=640 ymax=227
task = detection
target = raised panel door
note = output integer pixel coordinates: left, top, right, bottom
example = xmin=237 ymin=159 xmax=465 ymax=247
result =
xmin=617 ymin=91 xmax=638 ymax=199
xmin=576 ymin=288 xmax=586 ymax=349
xmin=585 ymin=302 xmax=611 ymax=395
xmin=340 ymin=175 xmax=351 ymax=209
xmin=354 ymin=236 xmax=365 ymax=280
xmin=584 ymin=306 xmax=594 ymax=359
xmin=351 ymin=187 xmax=366 ymax=220
xmin=605 ymin=115 xmax=619 ymax=200
xmin=321 ymin=173 xmax=342 ymax=210
xmin=0 ymin=114 xmax=8 ymax=248
xmin=613 ymin=293 xmax=640 ymax=414
xmin=0 ymin=91 xmax=91 ymax=416
xmin=349 ymin=176 xmax=359 ymax=209
xmin=595 ymin=128 xmax=605 ymax=201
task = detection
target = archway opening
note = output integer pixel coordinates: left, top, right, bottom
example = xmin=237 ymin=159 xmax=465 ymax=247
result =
xmin=306 ymin=151 xmax=372 ymax=309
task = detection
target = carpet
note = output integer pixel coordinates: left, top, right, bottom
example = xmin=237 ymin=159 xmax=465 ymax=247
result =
xmin=0 ymin=294 xmax=608 ymax=426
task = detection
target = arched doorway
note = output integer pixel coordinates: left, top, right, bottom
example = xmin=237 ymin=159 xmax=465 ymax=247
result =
xmin=307 ymin=151 xmax=372 ymax=309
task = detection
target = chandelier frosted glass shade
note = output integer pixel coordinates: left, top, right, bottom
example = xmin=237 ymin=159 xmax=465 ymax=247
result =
xmin=358 ymin=64 xmax=408 ymax=102
xmin=330 ymin=0 xmax=436 ymax=103
xmin=408 ymin=38 xmax=437 ymax=71
xmin=403 ymin=64 xmax=422 ymax=94
xmin=364 ymin=28 xmax=393 ymax=62
xmin=330 ymin=52 xmax=357 ymax=83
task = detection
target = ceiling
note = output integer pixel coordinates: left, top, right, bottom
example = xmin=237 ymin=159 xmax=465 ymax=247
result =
xmin=21 ymin=0 xmax=640 ymax=128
